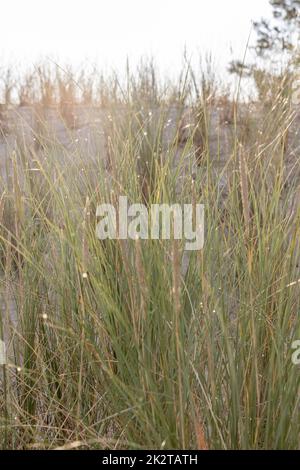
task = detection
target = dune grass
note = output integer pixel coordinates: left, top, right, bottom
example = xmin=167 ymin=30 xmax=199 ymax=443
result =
xmin=0 ymin=60 xmax=299 ymax=449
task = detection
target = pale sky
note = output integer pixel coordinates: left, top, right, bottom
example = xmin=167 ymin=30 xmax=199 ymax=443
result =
xmin=0 ymin=0 xmax=271 ymax=73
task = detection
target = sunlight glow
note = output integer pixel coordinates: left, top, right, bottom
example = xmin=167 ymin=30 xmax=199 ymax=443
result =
xmin=0 ymin=0 xmax=271 ymax=72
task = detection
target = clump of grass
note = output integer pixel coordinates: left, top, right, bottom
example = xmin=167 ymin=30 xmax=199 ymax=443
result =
xmin=0 ymin=59 xmax=299 ymax=450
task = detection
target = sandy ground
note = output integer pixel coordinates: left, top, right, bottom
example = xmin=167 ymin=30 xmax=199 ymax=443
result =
xmin=1 ymin=103 xmax=299 ymax=178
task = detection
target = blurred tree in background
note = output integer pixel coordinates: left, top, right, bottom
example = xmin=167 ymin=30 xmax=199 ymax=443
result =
xmin=229 ymin=0 xmax=300 ymax=78
xmin=254 ymin=0 xmax=300 ymax=57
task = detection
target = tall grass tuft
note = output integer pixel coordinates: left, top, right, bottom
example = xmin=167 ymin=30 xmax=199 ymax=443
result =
xmin=0 ymin=60 xmax=299 ymax=450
